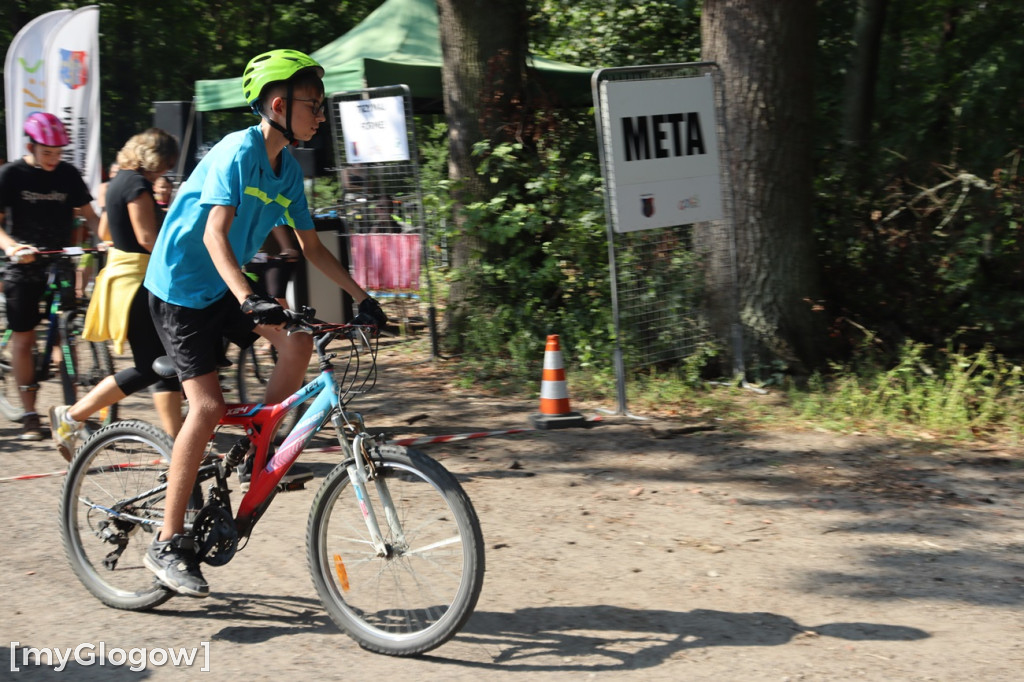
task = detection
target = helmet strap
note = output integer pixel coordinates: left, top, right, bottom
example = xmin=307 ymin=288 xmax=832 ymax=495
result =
xmin=264 ymin=81 xmax=296 ymax=144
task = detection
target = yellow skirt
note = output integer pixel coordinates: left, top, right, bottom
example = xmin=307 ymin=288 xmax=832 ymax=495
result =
xmin=82 ymin=248 xmax=150 ymax=355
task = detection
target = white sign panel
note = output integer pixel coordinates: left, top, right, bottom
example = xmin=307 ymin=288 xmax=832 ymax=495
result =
xmin=338 ymin=95 xmax=409 ymax=163
xmin=601 ymin=76 xmax=723 ymax=232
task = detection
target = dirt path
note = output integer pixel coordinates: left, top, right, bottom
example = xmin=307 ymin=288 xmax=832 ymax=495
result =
xmin=2 ymin=337 xmax=1023 ymax=680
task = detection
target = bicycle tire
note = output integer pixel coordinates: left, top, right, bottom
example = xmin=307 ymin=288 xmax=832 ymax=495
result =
xmin=0 ymin=355 xmax=24 ymax=421
xmin=0 ymin=296 xmax=20 ymax=421
xmin=60 ymin=419 xmax=176 ymax=611
xmin=306 ymin=445 xmax=485 ymax=656
xmin=61 ymin=312 xmax=118 ymax=425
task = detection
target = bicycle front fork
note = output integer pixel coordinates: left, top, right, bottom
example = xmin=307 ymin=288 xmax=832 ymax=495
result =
xmin=334 ymin=413 xmax=408 ymax=558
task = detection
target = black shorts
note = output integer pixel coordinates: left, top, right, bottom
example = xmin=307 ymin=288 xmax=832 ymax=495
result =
xmin=148 ymin=291 xmax=259 ymax=382
xmin=2 ymin=261 xmax=74 ymax=332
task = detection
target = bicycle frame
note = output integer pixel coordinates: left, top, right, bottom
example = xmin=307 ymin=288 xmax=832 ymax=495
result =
xmin=194 ymin=324 xmax=389 ymax=549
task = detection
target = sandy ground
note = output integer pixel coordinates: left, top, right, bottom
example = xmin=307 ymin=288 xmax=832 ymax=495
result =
xmin=1 ymin=335 xmax=1023 ymax=680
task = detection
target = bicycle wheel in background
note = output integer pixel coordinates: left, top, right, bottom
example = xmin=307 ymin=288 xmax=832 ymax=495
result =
xmin=0 ymin=294 xmax=25 ymax=421
xmin=306 ymin=445 xmax=485 ymax=656
xmin=60 ymin=419 xmax=176 ymax=611
xmin=61 ymin=312 xmax=118 ymax=426
xmin=0 ymin=345 xmax=24 ymax=421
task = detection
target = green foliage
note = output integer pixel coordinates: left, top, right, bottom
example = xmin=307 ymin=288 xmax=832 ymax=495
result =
xmin=529 ymin=0 xmax=701 ymax=68
xmin=789 ymin=341 xmax=1024 ymax=441
xmin=0 ymin=0 xmax=384 ymax=161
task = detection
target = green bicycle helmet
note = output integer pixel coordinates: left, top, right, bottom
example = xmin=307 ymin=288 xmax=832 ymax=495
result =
xmin=242 ymin=49 xmax=324 ymax=108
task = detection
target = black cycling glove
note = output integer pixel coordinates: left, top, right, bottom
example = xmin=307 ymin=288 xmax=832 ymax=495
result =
xmin=351 ymin=296 xmax=387 ymax=329
xmin=241 ymin=293 xmax=288 ymax=326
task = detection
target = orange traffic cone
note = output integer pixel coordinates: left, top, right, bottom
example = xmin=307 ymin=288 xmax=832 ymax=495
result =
xmin=529 ymin=335 xmax=587 ymax=430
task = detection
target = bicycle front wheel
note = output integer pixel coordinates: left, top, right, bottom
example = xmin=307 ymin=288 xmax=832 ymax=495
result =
xmin=307 ymin=445 xmax=485 ymax=656
xmin=60 ymin=420 xmax=175 ymax=610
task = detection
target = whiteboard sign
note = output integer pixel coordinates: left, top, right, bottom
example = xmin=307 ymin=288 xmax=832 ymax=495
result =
xmin=338 ymin=95 xmax=409 ymax=163
xmin=600 ymin=76 xmax=723 ymax=232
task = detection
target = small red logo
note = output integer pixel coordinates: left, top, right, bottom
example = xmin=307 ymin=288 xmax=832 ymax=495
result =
xmin=641 ymin=194 xmax=655 ymax=218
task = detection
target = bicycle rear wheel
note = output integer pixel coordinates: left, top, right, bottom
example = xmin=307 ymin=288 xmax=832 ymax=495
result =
xmin=60 ymin=420 xmax=175 ymax=610
xmin=306 ymin=445 xmax=485 ymax=656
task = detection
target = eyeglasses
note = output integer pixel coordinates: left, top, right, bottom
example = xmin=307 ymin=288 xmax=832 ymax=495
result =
xmin=287 ymin=97 xmax=327 ymax=117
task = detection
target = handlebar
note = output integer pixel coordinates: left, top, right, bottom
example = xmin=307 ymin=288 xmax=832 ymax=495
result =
xmin=5 ymin=246 xmax=104 ymax=264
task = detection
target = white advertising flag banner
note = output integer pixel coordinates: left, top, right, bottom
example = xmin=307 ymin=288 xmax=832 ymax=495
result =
xmin=601 ymin=76 xmax=724 ymax=232
xmin=43 ymin=5 xmax=101 ymax=193
xmin=338 ymin=95 xmax=410 ymax=163
xmin=3 ymin=9 xmax=72 ymax=159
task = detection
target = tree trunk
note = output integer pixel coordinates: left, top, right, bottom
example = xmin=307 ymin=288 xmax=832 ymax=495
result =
xmin=436 ymin=0 xmax=529 ymax=349
xmin=701 ymin=0 xmax=826 ymax=373
xmin=841 ymin=0 xmax=890 ymax=192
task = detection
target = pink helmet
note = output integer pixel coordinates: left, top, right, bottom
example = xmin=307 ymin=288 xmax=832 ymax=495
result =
xmin=24 ymin=112 xmax=70 ymax=147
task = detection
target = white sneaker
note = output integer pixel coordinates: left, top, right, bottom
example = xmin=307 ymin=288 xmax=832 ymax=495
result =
xmin=49 ymin=405 xmax=83 ymax=462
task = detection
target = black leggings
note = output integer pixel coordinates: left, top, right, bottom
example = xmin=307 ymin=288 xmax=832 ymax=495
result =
xmin=113 ymin=286 xmax=181 ymax=395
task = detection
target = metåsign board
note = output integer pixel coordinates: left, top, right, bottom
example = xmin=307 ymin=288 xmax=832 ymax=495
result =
xmin=599 ymin=75 xmax=723 ymax=232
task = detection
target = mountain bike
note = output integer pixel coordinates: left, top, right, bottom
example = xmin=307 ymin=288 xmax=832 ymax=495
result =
xmin=59 ymin=308 xmax=485 ymax=656
xmin=0 ymin=248 xmax=116 ymax=424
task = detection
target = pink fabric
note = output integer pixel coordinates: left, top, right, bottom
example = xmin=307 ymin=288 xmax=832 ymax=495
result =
xmin=349 ymin=233 xmax=421 ymax=291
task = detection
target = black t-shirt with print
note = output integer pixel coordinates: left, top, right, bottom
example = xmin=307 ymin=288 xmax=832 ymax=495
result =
xmin=0 ymin=158 xmax=92 ymax=250
xmin=104 ymin=169 xmax=154 ymax=254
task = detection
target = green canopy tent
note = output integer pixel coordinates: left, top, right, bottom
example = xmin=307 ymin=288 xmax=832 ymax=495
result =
xmin=193 ymin=0 xmax=594 ymax=112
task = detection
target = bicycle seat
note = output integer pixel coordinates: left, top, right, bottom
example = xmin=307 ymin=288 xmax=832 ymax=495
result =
xmin=152 ymin=356 xmax=177 ymax=379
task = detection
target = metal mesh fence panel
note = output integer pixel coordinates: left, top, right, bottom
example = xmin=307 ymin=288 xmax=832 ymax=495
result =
xmin=593 ymin=63 xmax=741 ymax=414
xmin=327 ymin=85 xmax=439 ymax=351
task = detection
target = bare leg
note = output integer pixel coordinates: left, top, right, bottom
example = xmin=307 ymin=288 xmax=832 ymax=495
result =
xmin=152 ymin=390 xmax=184 ymax=437
xmin=256 ymin=324 xmax=313 ymax=404
xmin=159 ymin=372 xmax=224 ymax=541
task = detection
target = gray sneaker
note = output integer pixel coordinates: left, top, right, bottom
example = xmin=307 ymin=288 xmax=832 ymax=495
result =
xmin=143 ymin=534 xmax=209 ymax=598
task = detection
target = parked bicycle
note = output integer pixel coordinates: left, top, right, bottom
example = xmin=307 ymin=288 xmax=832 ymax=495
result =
xmin=0 ymin=248 xmax=116 ymax=425
xmin=59 ymin=308 xmax=485 ymax=656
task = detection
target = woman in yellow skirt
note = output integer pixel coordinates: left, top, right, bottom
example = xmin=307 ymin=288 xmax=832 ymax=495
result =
xmin=49 ymin=128 xmax=183 ymax=461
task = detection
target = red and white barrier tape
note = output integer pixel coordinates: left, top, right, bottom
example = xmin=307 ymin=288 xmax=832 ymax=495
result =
xmin=1 ymin=428 xmax=534 ymax=482
xmin=0 ymin=458 xmax=166 ymax=483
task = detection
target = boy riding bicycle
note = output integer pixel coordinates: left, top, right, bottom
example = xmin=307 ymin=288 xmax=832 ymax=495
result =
xmin=0 ymin=113 xmax=100 ymax=440
xmin=142 ymin=49 xmax=386 ymax=597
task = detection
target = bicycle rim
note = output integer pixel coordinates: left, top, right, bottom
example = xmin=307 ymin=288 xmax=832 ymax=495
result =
xmin=60 ymin=420 xmax=176 ymax=610
xmin=307 ymin=445 xmax=485 ymax=656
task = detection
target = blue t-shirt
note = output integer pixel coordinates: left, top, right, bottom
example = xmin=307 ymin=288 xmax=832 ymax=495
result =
xmin=144 ymin=125 xmax=314 ymax=308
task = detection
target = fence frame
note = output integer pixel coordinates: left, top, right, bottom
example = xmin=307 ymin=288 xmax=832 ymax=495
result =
xmin=592 ymin=62 xmax=743 ymax=415
xmin=327 ymin=84 xmax=439 ymax=356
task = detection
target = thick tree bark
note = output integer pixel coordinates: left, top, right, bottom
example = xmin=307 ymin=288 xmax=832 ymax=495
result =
xmin=702 ymin=0 xmax=826 ymax=372
xmin=436 ymin=0 xmax=529 ymax=348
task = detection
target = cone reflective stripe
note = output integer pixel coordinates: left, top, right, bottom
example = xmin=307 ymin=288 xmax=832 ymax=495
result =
xmin=539 ymin=336 xmax=573 ymax=415
xmin=530 ymin=334 xmax=587 ymax=430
